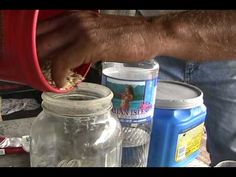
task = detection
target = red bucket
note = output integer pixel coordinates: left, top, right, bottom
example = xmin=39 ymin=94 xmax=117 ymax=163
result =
xmin=0 ymin=10 xmax=92 ymax=93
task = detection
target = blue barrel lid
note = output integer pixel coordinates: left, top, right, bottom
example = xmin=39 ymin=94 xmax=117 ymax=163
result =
xmin=155 ymin=80 xmax=203 ymax=109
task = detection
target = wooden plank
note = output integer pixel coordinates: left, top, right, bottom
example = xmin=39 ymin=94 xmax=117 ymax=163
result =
xmin=0 ymin=117 xmax=34 ymax=167
xmin=0 ymin=153 xmax=30 ymax=167
xmin=0 ymin=117 xmax=34 ymax=137
xmin=0 ymin=117 xmax=209 ymax=167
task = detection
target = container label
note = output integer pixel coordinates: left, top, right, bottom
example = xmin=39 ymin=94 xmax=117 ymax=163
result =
xmin=175 ymin=123 xmax=204 ymax=162
xmin=102 ymin=75 xmax=158 ymax=126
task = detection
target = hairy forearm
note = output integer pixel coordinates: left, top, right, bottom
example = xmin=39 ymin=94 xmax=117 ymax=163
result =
xmin=145 ymin=10 xmax=236 ymax=61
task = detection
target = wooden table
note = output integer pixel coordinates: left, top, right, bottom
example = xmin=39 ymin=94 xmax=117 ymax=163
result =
xmin=0 ymin=117 xmax=33 ymax=167
xmin=0 ymin=117 xmax=208 ymax=167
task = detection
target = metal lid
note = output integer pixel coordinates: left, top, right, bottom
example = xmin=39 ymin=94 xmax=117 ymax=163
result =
xmin=155 ymin=81 xmax=203 ymax=109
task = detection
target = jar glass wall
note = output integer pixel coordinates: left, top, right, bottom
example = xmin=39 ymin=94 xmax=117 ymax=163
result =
xmin=30 ymin=82 xmax=123 ymax=167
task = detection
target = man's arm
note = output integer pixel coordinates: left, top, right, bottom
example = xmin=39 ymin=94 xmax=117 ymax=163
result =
xmin=147 ymin=10 xmax=236 ymax=61
xmin=37 ymin=10 xmax=236 ymax=87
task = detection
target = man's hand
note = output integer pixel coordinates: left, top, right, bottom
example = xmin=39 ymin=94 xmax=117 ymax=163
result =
xmin=36 ymin=10 xmax=156 ymax=88
xmin=37 ymin=10 xmax=236 ymax=88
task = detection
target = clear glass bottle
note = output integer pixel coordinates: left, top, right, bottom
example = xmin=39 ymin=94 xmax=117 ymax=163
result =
xmin=102 ymin=60 xmax=159 ymax=167
xmin=30 ymin=82 xmax=123 ymax=167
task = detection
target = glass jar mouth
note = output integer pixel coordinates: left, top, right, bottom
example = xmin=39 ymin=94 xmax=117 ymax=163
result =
xmin=41 ymin=82 xmax=113 ymax=116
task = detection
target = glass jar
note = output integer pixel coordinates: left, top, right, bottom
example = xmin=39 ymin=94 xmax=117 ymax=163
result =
xmin=30 ymin=82 xmax=123 ymax=167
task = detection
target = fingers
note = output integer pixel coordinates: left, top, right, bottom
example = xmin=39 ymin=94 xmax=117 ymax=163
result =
xmin=36 ymin=21 xmax=77 ymax=60
xmin=36 ymin=10 xmax=101 ymax=60
xmin=37 ymin=13 xmax=69 ymax=36
xmin=51 ymin=43 xmax=86 ymax=88
xmin=68 ymin=10 xmax=100 ymax=18
xmin=36 ymin=10 xmax=95 ymax=36
xmin=37 ymin=10 xmax=100 ymax=88
xmin=51 ymin=57 xmax=68 ymax=88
